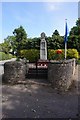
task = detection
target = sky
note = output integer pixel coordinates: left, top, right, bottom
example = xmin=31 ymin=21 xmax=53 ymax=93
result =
xmin=0 ymin=1 xmax=79 ymax=43
xmin=79 ymin=1 xmax=80 ymax=17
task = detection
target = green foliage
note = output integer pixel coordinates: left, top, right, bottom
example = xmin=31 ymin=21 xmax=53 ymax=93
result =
xmin=48 ymin=49 xmax=79 ymax=60
xmin=77 ymin=60 xmax=80 ymax=64
xmin=26 ymin=38 xmax=40 ymax=49
xmin=19 ymin=49 xmax=79 ymax=62
xmin=52 ymin=30 xmax=60 ymax=36
xmin=47 ymin=30 xmax=64 ymax=49
xmin=1 ymin=18 xmax=80 ymax=58
xmin=13 ymin=26 xmax=27 ymax=57
xmin=20 ymin=49 xmax=39 ymax=62
xmin=13 ymin=26 xmax=27 ymax=42
xmin=76 ymin=18 xmax=80 ymax=27
xmin=0 ymin=36 xmax=17 ymax=55
xmin=68 ymin=18 xmax=80 ymax=52
xmin=0 ymin=41 xmax=11 ymax=54
xmin=0 ymin=52 xmax=16 ymax=61
xmin=48 ymin=49 xmax=56 ymax=60
xmin=48 ymin=49 xmax=65 ymax=60
xmin=67 ymin=49 xmax=79 ymax=59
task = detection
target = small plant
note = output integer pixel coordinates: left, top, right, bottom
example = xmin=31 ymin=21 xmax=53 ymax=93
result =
xmin=53 ymin=49 xmax=63 ymax=60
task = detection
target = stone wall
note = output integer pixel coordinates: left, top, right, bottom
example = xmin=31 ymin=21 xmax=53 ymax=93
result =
xmin=48 ymin=59 xmax=76 ymax=91
xmin=3 ymin=61 xmax=27 ymax=84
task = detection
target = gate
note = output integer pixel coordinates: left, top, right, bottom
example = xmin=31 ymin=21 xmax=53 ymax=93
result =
xmin=26 ymin=61 xmax=48 ymax=79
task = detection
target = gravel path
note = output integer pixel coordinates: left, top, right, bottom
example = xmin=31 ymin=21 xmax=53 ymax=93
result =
xmin=1 ymin=65 xmax=80 ymax=119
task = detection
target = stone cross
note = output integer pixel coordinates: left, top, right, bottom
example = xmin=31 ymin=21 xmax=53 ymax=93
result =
xmin=40 ymin=32 xmax=47 ymax=60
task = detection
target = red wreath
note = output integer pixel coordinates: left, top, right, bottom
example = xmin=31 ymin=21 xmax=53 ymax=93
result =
xmin=56 ymin=49 xmax=62 ymax=54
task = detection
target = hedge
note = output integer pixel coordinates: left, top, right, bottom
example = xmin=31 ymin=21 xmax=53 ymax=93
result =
xmin=48 ymin=49 xmax=79 ymax=60
xmin=0 ymin=52 xmax=16 ymax=61
xmin=20 ymin=49 xmax=79 ymax=62
xmin=67 ymin=49 xmax=79 ymax=59
xmin=48 ymin=49 xmax=65 ymax=60
xmin=20 ymin=49 xmax=39 ymax=62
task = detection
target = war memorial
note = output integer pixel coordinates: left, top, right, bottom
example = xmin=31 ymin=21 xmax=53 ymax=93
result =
xmin=1 ymin=31 xmax=79 ymax=119
xmin=2 ymin=32 xmax=76 ymax=92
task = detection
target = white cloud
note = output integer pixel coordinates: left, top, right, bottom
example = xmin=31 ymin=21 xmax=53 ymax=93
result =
xmin=44 ymin=2 xmax=60 ymax=12
xmin=46 ymin=3 xmax=57 ymax=11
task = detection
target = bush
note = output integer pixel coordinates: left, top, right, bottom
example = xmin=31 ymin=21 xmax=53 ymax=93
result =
xmin=77 ymin=60 xmax=80 ymax=64
xmin=48 ymin=49 xmax=56 ymax=60
xmin=48 ymin=49 xmax=79 ymax=60
xmin=67 ymin=49 xmax=79 ymax=59
xmin=0 ymin=52 xmax=16 ymax=61
xmin=19 ymin=49 xmax=79 ymax=62
xmin=48 ymin=49 xmax=65 ymax=60
xmin=20 ymin=49 xmax=39 ymax=62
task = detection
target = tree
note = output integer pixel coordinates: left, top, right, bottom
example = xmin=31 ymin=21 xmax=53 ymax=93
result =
xmin=68 ymin=18 xmax=80 ymax=52
xmin=31 ymin=37 xmax=40 ymax=49
xmin=47 ymin=30 xmax=64 ymax=49
xmin=76 ymin=18 xmax=80 ymax=26
xmin=4 ymin=36 xmax=16 ymax=55
xmin=13 ymin=26 xmax=27 ymax=57
xmin=52 ymin=30 xmax=59 ymax=36
xmin=0 ymin=36 xmax=17 ymax=55
xmin=47 ymin=37 xmax=52 ymax=49
xmin=0 ymin=41 xmax=11 ymax=54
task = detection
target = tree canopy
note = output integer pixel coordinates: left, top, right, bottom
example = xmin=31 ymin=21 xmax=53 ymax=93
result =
xmin=68 ymin=18 xmax=80 ymax=52
xmin=0 ymin=19 xmax=80 ymax=57
xmin=13 ymin=26 xmax=27 ymax=56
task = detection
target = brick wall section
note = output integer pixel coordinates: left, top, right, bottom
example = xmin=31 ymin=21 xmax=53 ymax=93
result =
xmin=3 ymin=61 xmax=27 ymax=84
xmin=48 ymin=59 xmax=76 ymax=91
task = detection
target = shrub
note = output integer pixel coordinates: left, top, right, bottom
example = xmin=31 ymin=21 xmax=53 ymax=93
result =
xmin=20 ymin=49 xmax=39 ymax=62
xmin=48 ymin=49 xmax=79 ymax=60
xmin=67 ymin=49 xmax=79 ymax=59
xmin=48 ymin=49 xmax=65 ymax=60
xmin=48 ymin=49 xmax=56 ymax=60
xmin=0 ymin=52 xmax=16 ymax=61
xmin=19 ymin=49 xmax=79 ymax=62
